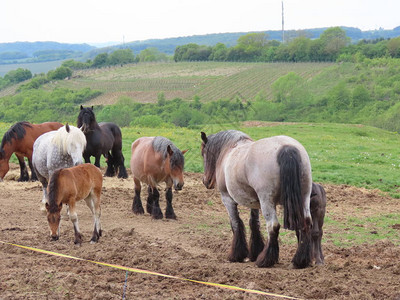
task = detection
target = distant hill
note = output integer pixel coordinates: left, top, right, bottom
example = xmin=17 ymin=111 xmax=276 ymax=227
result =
xmin=86 ymin=26 xmax=400 ymax=57
xmin=0 ymin=41 xmax=95 ymax=64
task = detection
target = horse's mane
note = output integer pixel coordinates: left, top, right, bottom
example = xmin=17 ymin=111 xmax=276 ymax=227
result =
xmin=152 ymin=136 xmax=184 ymax=169
xmin=52 ymin=125 xmax=87 ymax=154
xmin=0 ymin=121 xmax=32 ymax=149
xmin=48 ymin=169 xmax=62 ymax=213
xmin=203 ymin=130 xmax=252 ymax=175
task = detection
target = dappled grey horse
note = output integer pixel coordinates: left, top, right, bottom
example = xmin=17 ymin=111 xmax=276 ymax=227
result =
xmin=32 ymin=124 xmax=86 ymax=212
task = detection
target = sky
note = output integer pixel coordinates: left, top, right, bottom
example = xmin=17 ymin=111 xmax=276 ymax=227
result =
xmin=1 ymin=0 xmax=399 ymax=45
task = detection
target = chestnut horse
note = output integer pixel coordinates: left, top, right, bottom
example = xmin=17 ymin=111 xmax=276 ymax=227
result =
xmin=130 ymin=136 xmax=187 ymax=219
xmin=201 ymin=130 xmax=313 ymax=268
xmin=0 ymin=121 xmax=62 ymax=181
xmin=45 ymin=163 xmax=103 ymax=244
xmin=77 ymin=105 xmax=128 ymax=178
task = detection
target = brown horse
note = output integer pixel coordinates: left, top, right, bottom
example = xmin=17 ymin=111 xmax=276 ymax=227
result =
xmin=45 ymin=163 xmax=103 ymax=244
xmin=296 ymin=182 xmax=326 ymax=265
xmin=0 ymin=121 xmax=63 ymax=181
xmin=130 ymin=136 xmax=187 ymax=219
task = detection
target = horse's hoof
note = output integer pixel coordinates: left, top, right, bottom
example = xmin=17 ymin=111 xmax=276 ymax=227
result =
xmin=165 ymin=213 xmax=177 ymax=220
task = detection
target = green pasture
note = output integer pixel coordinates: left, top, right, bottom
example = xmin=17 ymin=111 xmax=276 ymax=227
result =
xmin=1 ymin=121 xmax=400 ymax=246
xmin=1 ymin=121 xmax=400 ymax=196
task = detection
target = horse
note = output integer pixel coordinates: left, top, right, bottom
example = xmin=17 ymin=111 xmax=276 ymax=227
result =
xmin=200 ymin=130 xmax=313 ymax=269
xmin=0 ymin=121 xmax=63 ymax=182
xmin=130 ymin=136 xmax=187 ymax=219
xmin=33 ymin=124 xmax=87 ymax=212
xmin=45 ymin=163 xmax=103 ymax=244
xmin=296 ymin=182 xmax=326 ymax=266
xmin=77 ymin=105 xmax=128 ymax=179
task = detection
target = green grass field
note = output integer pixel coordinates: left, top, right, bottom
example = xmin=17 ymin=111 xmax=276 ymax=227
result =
xmin=1 ymin=121 xmax=400 ymax=197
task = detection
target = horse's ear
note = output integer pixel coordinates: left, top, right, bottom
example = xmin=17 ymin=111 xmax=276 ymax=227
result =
xmin=80 ymin=105 xmax=84 ymax=110
xmin=91 ymin=106 xmax=94 ymax=110
xmin=65 ymin=123 xmax=70 ymax=133
xmin=167 ymin=145 xmax=174 ymax=156
xmin=181 ymin=149 xmax=188 ymax=155
xmin=201 ymin=132 xmax=208 ymax=144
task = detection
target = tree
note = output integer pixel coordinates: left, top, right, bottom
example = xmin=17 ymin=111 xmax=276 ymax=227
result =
xmin=108 ymin=49 xmax=135 ymax=65
xmin=92 ymin=53 xmax=109 ymax=67
xmin=4 ymin=68 xmax=32 ymax=83
xmin=387 ymin=37 xmax=400 ymax=58
xmin=138 ymin=48 xmax=169 ymax=62
xmin=319 ymin=27 xmax=350 ymax=60
xmin=47 ymin=66 xmax=72 ymax=80
xmin=209 ymin=43 xmax=228 ymax=61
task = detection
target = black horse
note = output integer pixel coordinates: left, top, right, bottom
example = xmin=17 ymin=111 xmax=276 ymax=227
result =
xmin=77 ymin=105 xmax=128 ymax=178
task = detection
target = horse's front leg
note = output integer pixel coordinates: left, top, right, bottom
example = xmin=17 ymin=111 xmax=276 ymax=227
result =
xmin=16 ymin=154 xmax=29 ymax=182
xmin=249 ymin=209 xmax=264 ymax=261
xmin=132 ymin=178 xmax=144 ymax=214
xmin=256 ymin=197 xmax=280 ymax=267
xmin=104 ymin=153 xmax=115 ymax=177
xmin=222 ymin=193 xmax=248 ymax=262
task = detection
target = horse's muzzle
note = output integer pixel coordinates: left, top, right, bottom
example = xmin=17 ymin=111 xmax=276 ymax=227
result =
xmin=174 ymin=183 xmax=184 ymax=191
xmin=202 ymin=178 xmax=214 ymax=189
xmin=51 ymin=235 xmax=59 ymax=241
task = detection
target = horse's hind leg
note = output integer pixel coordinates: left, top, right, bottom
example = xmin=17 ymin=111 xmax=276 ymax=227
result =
xmin=249 ymin=209 xmax=264 ymax=262
xmin=69 ymin=202 xmax=83 ymax=245
xmin=112 ymin=147 xmax=128 ymax=179
xmin=26 ymin=157 xmax=38 ymax=181
xmin=256 ymin=198 xmax=280 ymax=268
xmin=132 ymin=178 xmax=144 ymax=214
xmin=150 ymin=187 xmax=163 ymax=219
xmin=85 ymin=192 xmax=102 ymax=243
xmin=146 ymin=185 xmax=153 ymax=214
xmin=165 ymin=187 xmax=176 ymax=219
xmin=222 ymin=194 xmax=248 ymax=262
xmin=16 ymin=154 xmax=29 ymax=182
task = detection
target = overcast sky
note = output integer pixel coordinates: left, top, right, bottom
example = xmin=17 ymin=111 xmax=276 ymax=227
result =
xmin=1 ymin=0 xmax=399 ymax=45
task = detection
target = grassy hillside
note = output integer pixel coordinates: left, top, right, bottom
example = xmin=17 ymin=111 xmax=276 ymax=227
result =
xmin=46 ymin=61 xmax=333 ymax=104
xmin=1 ymin=122 xmax=400 ymax=197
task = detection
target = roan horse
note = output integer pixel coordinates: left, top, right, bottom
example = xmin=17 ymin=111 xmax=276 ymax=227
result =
xmin=0 ymin=121 xmax=62 ymax=181
xmin=201 ymin=130 xmax=313 ymax=268
xmin=45 ymin=163 xmax=103 ymax=244
xmin=33 ymin=124 xmax=87 ymax=212
xmin=77 ymin=105 xmax=128 ymax=178
xmin=130 ymin=136 xmax=187 ymax=219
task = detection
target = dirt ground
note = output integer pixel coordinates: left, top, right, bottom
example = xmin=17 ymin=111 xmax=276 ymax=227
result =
xmin=1 ymin=163 xmax=400 ymax=300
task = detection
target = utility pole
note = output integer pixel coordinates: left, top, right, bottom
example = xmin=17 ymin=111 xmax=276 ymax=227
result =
xmin=281 ymin=0 xmax=285 ymax=43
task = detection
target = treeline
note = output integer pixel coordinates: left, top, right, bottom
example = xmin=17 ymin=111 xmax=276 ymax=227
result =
xmin=174 ymin=27 xmax=400 ymax=63
xmin=62 ymin=48 xmax=170 ymax=70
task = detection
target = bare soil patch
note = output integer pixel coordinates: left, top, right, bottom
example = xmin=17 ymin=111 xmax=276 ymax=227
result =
xmin=1 ymin=164 xmax=399 ymax=299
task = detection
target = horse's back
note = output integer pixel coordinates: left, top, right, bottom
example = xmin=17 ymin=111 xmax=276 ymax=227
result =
xmin=130 ymin=137 xmax=164 ymax=184
xmin=59 ymin=164 xmax=103 ymax=200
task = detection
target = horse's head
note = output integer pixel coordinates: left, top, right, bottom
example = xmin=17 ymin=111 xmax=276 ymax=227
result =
xmin=165 ymin=145 xmax=186 ymax=191
xmin=200 ymin=132 xmax=216 ymax=189
xmin=0 ymin=150 xmax=9 ymax=181
xmin=45 ymin=201 xmax=62 ymax=241
xmin=77 ymin=105 xmax=96 ymax=133
xmin=65 ymin=124 xmax=86 ymax=166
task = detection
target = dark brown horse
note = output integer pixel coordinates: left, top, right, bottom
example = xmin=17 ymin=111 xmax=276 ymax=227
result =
xmin=296 ymin=182 xmax=326 ymax=265
xmin=45 ymin=163 xmax=103 ymax=244
xmin=0 ymin=121 xmax=63 ymax=181
xmin=77 ymin=105 xmax=128 ymax=178
xmin=201 ymin=130 xmax=313 ymax=268
xmin=130 ymin=136 xmax=187 ymax=219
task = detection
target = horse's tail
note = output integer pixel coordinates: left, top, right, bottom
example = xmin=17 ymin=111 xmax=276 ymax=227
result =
xmin=277 ymin=145 xmax=304 ymax=231
xmin=47 ymin=169 xmax=62 ymax=213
